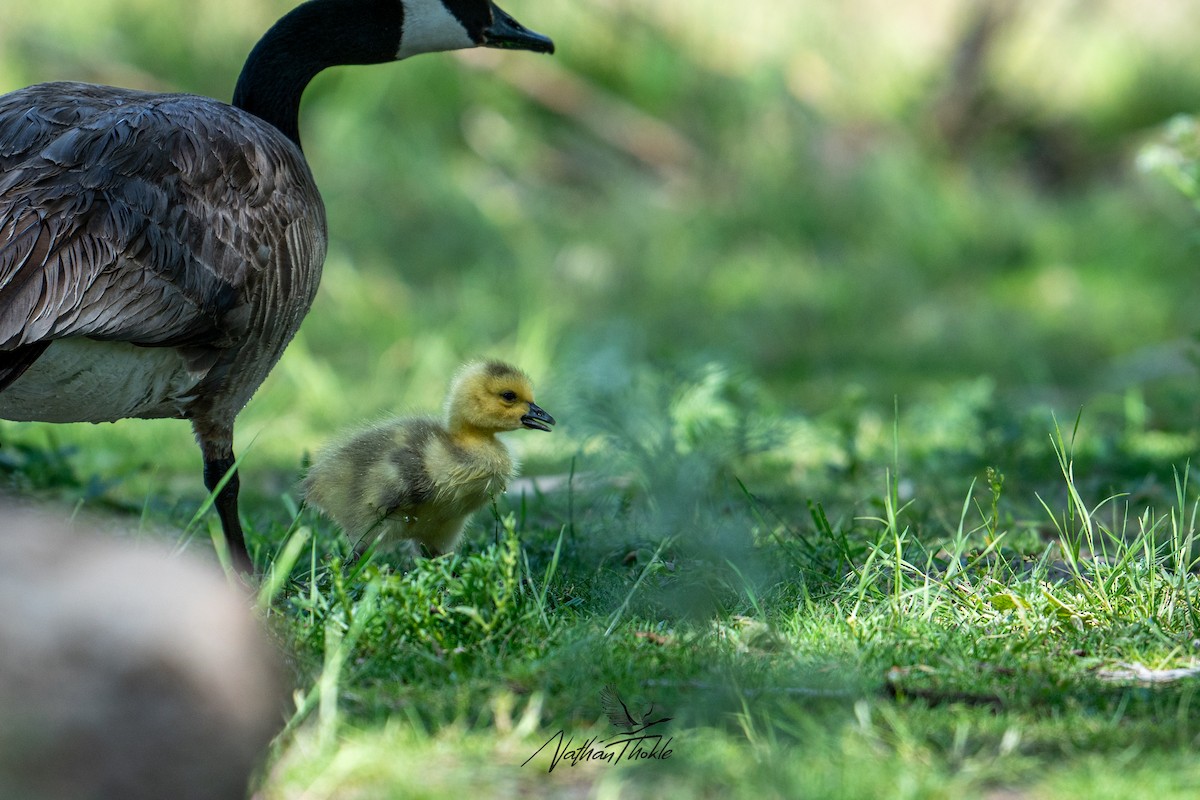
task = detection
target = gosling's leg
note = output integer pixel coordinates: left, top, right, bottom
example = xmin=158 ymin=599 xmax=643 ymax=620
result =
xmin=417 ymin=543 xmax=443 ymax=558
xmin=195 ymin=421 xmax=253 ymax=574
xmin=416 ymin=518 xmax=466 ymax=558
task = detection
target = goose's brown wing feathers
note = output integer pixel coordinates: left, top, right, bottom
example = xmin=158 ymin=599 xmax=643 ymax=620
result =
xmin=0 ymin=82 xmax=324 ymax=357
xmin=0 ymin=341 xmax=50 ymax=392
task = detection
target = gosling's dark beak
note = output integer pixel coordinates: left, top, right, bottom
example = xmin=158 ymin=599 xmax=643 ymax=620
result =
xmin=483 ymin=3 xmax=555 ymax=54
xmin=521 ymin=402 xmax=556 ymax=432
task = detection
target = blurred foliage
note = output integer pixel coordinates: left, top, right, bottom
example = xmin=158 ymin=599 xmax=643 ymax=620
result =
xmin=1142 ymin=114 xmax=1200 ymax=210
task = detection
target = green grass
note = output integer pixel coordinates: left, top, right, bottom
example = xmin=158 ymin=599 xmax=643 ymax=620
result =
xmin=5 ymin=1 xmax=1200 ymax=798
xmin=242 ymin=411 xmax=1200 ymax=799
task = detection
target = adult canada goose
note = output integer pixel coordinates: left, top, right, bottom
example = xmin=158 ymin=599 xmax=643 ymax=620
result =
xmin=0 ymin=1 xmax=553 ymax=572
xmin=303 ymin=360 xmax=554 ymax=556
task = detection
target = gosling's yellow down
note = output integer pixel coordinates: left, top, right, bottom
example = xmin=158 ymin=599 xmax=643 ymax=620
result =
xmin=303 ymin=360 xmax=555 ymax=556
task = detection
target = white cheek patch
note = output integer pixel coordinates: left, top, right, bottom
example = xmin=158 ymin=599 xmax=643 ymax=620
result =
xmin=396 ymin=0 xmax=476 ymax=59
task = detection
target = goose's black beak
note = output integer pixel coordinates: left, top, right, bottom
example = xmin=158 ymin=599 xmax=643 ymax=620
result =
xmin=483 ymin=3 xmax=555 ymax=54
xmin=521 ymin=402 xmax=556 ymax=432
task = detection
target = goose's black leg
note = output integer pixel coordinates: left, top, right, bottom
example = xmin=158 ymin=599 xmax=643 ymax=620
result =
xmin=203 ymin=454 xmax=253 ymax=573
xmin=195 ymin=421 xmax=253 ymax=574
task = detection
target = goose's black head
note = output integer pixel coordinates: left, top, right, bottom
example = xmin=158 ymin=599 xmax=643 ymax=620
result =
xmin=402 ymin=0 xmax=555 ymax=58
xmin=234 ymin=0 xmax=553 ymax=145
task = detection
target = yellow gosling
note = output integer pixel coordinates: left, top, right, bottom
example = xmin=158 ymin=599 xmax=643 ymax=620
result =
xmin=303 ymin=360 xmax=555 ymax=556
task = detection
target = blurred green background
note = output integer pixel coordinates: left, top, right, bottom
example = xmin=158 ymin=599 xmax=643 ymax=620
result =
xmin=1 ymin=0 xmax=1199 ymax=518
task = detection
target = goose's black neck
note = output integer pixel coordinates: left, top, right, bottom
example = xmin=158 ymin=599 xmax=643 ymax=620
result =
xmin=232 ymin=0 xmax=403 ymax=148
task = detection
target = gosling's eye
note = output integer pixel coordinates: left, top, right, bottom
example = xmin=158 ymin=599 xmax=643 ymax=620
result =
xmin=500 ymin=391 xmax=518 ymax=402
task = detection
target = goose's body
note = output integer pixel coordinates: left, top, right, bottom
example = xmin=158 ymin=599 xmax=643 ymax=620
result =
xmin=0 ymin=81 xmax=323 ymax=425
xmin=304 ymin=360 xmax=554 ymax=555
xmin=0 ymin=1 xmax=553 ymax=571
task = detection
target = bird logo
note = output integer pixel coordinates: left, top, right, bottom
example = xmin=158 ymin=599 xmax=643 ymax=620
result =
xmin=599 ymin=684 xmax=672 ymax=735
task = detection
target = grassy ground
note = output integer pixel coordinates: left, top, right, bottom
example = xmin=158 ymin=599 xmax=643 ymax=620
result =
xmin=4 ymin=1 xmax=1200 ymax=797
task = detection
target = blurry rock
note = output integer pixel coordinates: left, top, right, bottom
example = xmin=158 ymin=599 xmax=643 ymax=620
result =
xmin=0 ymin=508 xmax=285 ymax=800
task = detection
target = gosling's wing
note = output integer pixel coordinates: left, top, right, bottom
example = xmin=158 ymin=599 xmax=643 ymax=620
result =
xmin=303 ymin=418 xmax=439 ymax=522
xmin=0 ymin=82 xmax=324 ymax=359
xmin=376 ymin=419 xmax=441 ymax=515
